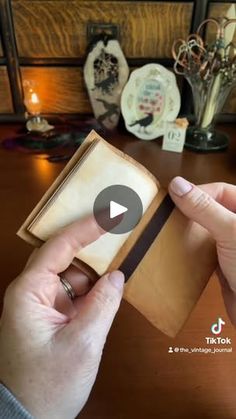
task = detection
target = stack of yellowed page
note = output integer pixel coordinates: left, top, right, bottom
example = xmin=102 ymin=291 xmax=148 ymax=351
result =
xmin=18 ymin=130 xmax=217 ymax=337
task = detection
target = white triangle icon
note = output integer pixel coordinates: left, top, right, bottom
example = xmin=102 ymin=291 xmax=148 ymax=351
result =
xmin=110 ymin=201 xmax=128 ymax=219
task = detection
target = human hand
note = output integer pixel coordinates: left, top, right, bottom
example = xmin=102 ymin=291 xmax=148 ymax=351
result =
xmin=169 ymin=177 xmax=236 ymax=326
xmin=0 ymin=217 xmax=124 ymax=419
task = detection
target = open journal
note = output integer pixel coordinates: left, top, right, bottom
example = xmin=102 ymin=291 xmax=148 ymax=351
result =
xmin=18 ymin=130 xmax=217 ymax=337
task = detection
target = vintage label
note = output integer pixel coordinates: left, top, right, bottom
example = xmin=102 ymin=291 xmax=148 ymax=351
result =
xmin=162 ymin=121 xmax=187 ymax=153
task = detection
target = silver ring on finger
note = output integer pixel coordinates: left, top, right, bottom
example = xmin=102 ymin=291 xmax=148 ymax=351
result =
xmin=60 ymin=277 xmax=77 ymax=300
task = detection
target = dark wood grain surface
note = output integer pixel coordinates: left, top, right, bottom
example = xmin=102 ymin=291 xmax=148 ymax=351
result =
xmin=21 ymin=67 xmax=183 ymax=114
xmin=0 ymin=68 xmax=13 ymax=113
xmin=21 ymin=67 xmax=92 ymax=113
xmin=12 ymin=1 xmax=193 ymax=59
xmin=0 ymin=123 xmax=236 ymax=418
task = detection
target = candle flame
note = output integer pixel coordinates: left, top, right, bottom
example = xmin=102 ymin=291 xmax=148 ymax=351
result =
xmin=31 ymin=92 xmax=40 ymax=104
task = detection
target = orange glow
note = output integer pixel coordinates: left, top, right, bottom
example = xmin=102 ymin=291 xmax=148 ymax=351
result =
xmin=33 ymin=156 xmax=56 ymax=186
xmin=31 ymin=92 xmax=40 ymax=105
xmin=25 ymin=90 xmax=42 ymax=115
xmin=23 ymin=80 xmax=42 ymax=116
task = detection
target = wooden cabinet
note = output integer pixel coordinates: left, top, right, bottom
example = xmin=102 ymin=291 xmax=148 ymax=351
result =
xmin=21 ymin=67 xmax=91 ymax=113
xmin=0 ymin=1 xmax=236 ymax=119
xmin=14 ymin=1 xmax=193 ymax=115
xmin=0 ymin=67 xmax=13 ymax=113
xmin=12 ymin=1 xmax=193 ymax=59
xmin=20 ymin=66 xmax=183 ymax=114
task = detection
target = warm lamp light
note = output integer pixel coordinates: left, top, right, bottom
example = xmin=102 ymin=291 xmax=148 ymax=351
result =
xmin=31 ymin=92 xmax=39 ymax=103
xmin=25 ymin=91 xmax=42 ymax=116
xmin=23 ymin=80 xmax=53 ymax=133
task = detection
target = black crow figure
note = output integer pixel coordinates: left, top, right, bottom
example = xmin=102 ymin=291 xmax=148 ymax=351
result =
xmin=96 ymin=98 xmax=119 ymax=123
xmin=92 ymin=74 xmax=117 ymax=95
xmin=129 ymin=113 xmax=153 ymax=133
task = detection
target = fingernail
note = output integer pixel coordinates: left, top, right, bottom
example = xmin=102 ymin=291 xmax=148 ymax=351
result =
xmin=170 ymin=177 xmax=193 ymax=197
xmin=108 ymin=271 xmax=125 ymax=291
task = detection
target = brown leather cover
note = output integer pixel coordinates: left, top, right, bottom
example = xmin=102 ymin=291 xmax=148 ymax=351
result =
xmin=17 ymin=130 xmax=217 ymax=337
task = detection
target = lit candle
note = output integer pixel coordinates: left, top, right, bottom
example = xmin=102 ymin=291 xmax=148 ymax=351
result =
xmin=25 ymin=90 xmax=42 ymax=116
xmin=23 ymin=80 xmax=53 ymax=133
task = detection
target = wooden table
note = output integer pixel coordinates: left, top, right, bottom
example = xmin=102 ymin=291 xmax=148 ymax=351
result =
xmin=0 ymin=124 xmax=236 ymax=419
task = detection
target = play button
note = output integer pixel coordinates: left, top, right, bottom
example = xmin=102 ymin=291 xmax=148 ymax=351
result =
xmin=93 ymin=185 xmax=143 ymax=234
xmin=110 ymin=201 xmax=128 ymax=219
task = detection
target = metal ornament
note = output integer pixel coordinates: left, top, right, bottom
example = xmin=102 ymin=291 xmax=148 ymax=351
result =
xmin=172 ymin=18 xmax=236 ymax=83
xmin=84 ymin=37 xmax=129 ymax=130
xmin=172 ymin=14 xmax=236 ymax=152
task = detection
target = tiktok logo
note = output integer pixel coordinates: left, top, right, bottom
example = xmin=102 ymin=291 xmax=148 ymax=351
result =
xmin=211 ymin=318 xmax=225 ymax=335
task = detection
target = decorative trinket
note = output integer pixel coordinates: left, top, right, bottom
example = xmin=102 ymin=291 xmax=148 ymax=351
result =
xmin=84 ymin=36 xmax=129 ymax=130
xmin=172 ymin=7 xmax=236 ymax=151
xmin=121 ymin=64 xmax=181 ymax=140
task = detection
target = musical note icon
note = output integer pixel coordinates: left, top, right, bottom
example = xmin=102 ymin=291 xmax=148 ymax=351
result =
xmin=211 ymin=318 xmax=225 ymax=335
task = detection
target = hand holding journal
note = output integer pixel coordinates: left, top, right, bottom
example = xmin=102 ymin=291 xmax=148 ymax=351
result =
xmin=17 ymin=130 xmax=217 ymax=337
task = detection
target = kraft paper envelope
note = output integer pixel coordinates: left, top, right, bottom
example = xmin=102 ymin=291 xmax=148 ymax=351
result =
xmin=18 ymin=130 xmax=217 ymax=337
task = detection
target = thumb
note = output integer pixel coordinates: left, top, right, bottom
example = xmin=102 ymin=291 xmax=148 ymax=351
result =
xmin=168 ymin=177 xmax=234 ymax=241
xmin=67 ymin=271 xmax=124 ymax=348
